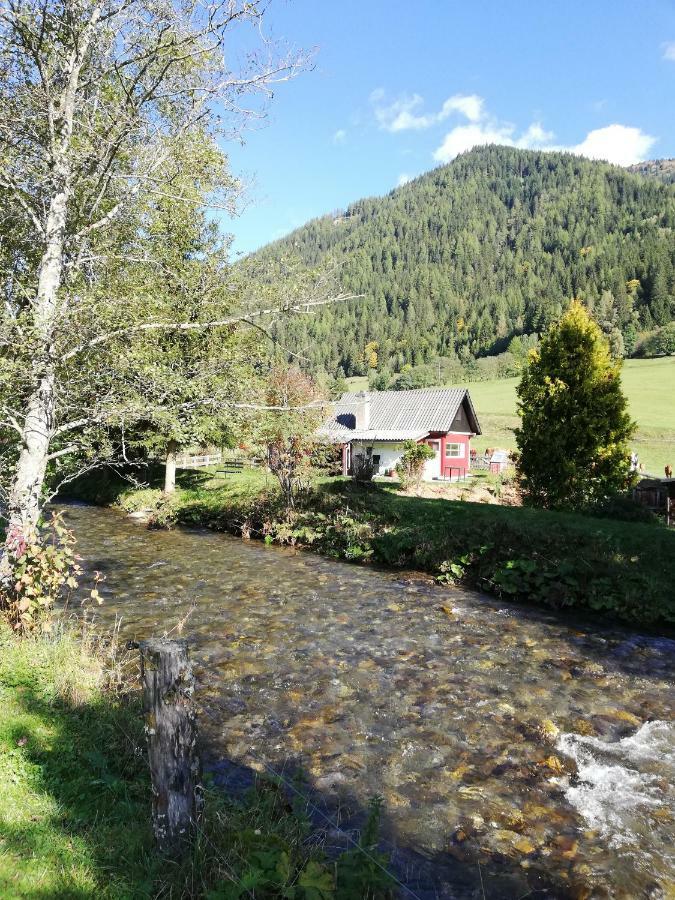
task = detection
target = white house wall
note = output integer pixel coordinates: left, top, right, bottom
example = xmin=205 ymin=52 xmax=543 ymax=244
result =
xmin=351 ymin=441 xmax=406 ymax=476
xmin=350 ymin=434 xmax=472 ymax=481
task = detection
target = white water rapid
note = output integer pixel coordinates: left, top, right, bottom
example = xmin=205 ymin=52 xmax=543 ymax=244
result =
xmin=556 ymin=720 xmax=675 ymax=853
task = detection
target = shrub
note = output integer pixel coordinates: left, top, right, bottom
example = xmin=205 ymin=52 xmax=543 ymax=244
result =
xmin=395 ymin=440 xmax=435 ymax=491
xmin=310 ymin=440 xmax=343 ymax=476
xmin=352 ymin=454 xmax=376 ymax=482
xmin=587 ymin=492 xmax=661 ymax=524
xmin=393 ymin=365 xmax=435 ymax=391
xmin=0 ymin=513 xmax=92 ymax=632
xmin=639 ymin=322 xmax=675 ymax=357
xmin=116 ymin=487 xmax=181 ymax=528
xmin=516 ymin=301 xmax=636 ymax=509
xmin=368 ymin=369 xmax=393 ymax=391
xmin=117 ymin=487 xmax=164 ymax=513
xmin=261 ymin=367 xmax=325 ymax=512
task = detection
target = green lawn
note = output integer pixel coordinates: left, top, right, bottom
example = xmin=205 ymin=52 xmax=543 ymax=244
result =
xmin=0 ymin=626 xmax=156 ymax=898
xmin=348 ymin=357 xmax=675 ymax=474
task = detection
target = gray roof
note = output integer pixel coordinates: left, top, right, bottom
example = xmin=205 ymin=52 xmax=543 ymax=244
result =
xmin=319 ymin=387 xmax=481 ymax=440
xmin=326 ymin=429 xmax=428 ymax=442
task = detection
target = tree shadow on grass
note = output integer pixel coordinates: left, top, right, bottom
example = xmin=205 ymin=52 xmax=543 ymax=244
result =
xmin=1 ymin=680 xmax=157 ymax=899
xmin=1 ymin=667 xmax=566 ymax=900
xmin=175 ymin=469 xmax=219 ymax=492
xmin=58 ymin=463 xmax=216 ymax=505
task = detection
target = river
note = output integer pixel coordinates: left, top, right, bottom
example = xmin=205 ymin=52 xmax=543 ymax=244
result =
xmin=61 ymin=503 xmax=674 ymax=899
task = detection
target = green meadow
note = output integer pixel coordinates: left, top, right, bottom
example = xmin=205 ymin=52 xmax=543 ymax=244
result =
xmin=348 ymin=357 xmax=675 ymax=475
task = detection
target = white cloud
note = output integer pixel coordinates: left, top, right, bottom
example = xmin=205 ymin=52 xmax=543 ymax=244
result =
xmin=663 ymin=41 xmax=675 ymax=61
xmin=439 ymin=94 xmax=484 ymax=123
xmin=373 ymin=91 xmax=485 ymax=132
xmin=333 ymin=128 xmax=347 ymax=144
xmin=373 ymin=88 xmax=655 ymax=168
xmin=570 ymin=124 xmax=656 ymax=165
xmin=434 ymin=123 xmax=515 ymax=162
xmin=433 ymin=119 xmax=553 ymax=163
xmin=431 ymin=102 xmax=654 ymax=167
xmin=396 ymin=172 xmax=412 ymax=187
xmin=516 ymin=123 xmax=555 ymax=146
xmin=374 ymin=93 xmax=427 ymax=131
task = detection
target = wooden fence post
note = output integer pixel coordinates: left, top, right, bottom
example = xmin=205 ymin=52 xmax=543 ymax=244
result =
xmin=136 ymin=637 xmax=201 ymax=856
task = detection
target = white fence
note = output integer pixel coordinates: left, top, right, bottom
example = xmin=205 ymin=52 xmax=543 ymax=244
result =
xmin=175 ymin=452 xmax=222 ymax=469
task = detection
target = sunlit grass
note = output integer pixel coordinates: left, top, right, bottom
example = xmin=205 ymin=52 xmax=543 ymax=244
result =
xmin=0 ymin=623 xmax=156 ymax=899
xmin=0 ymin=621 xmax=394 ymax=898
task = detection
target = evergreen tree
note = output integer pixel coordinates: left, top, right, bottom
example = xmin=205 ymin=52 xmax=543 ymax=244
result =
xmin=515 ymin=301 xmax=636 ymax=509
xmin=649 ymin=268 xmax=673 ymax=325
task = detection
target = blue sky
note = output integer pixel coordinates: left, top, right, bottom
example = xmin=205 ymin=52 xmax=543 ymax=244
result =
xmin=223 ymin=0 xmax=675 ymax=256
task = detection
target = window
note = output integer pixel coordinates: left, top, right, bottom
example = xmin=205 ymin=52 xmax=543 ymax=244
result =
xmin=445 ymin=442 xmax=465 ymax=458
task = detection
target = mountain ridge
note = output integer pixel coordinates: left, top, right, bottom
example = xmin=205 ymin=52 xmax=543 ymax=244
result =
xmin=254 ymin=146 xmax=675 ymax=376
xmin=627 ymin=158 xmax=675 ymax=185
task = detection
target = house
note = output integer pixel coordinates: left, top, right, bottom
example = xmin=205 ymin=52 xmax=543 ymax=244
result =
xmin=318 ymin=387 xmax=481 ymax=480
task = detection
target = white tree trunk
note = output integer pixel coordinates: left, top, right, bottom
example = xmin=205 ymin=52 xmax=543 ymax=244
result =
xmin=6 ymin=184 xmax=69 ymax=540
xmin=7 ymin=372 xmax=56 ymax=539
xmin=164 ymin=441 xmax=179 ymax=494
xmin=3 ymin=5 xmax=93 ymax=548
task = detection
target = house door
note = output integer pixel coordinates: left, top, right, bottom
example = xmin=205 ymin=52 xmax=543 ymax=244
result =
xmin=424 ymin=440 xmax=441 ymax=480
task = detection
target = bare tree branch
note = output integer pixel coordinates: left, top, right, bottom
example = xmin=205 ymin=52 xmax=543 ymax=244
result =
xmin=60 ymin=294 xmax=360 ymax=361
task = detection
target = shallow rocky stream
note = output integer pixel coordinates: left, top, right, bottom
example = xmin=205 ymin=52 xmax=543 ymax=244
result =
xmin=61 ymin=503 xmax=674 ymax=899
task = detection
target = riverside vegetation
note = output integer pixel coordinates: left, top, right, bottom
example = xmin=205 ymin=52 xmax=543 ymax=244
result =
xmin=68 ymin=466 xmax=675 ymax=630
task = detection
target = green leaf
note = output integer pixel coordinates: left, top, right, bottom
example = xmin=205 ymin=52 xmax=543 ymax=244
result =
xmin=298 ymin=861 xmax=335 ymax=899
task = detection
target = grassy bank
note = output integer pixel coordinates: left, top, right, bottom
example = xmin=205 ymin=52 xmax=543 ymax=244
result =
xmin=0 ymin=623 xmax=156 ymax=897
xmin=76 ymin=467 xmax=675 ymax=629
xmin=347 ymin=356 xmax=675 ymax=474
xmin=0 ymin=621 xmax=394 ymax=898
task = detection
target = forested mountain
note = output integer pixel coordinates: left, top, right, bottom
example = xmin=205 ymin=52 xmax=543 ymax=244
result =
xmin=254 ymin=146 xmax=675 ymax=377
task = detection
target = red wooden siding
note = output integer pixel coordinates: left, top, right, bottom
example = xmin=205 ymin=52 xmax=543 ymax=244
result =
xmin=427 ymin=431 xmax=471 ymax=477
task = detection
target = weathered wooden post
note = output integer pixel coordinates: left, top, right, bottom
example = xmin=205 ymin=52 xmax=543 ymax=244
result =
xmin=135 ymin=637 xmax=202 ymax=856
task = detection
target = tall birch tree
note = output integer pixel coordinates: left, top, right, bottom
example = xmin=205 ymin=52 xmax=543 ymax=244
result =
xmin=0 ymin=0 xmax=319 ymax=557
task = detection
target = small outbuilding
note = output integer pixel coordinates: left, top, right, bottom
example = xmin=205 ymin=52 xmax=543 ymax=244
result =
xmin=488 ymin=449 xmax=511 ymax=474
xmin=633 ymin=476 xmax=675 ymax=526
xmin=318 ymin=387 xmax=481 ymax=481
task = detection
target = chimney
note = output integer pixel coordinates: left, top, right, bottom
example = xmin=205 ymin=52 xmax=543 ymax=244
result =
xmin=354 ymin=391 xmax=371 ymax=430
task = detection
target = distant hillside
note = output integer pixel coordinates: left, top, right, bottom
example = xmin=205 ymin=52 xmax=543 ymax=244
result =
xmin=628 ymin=158 xmax=675 ymax=185
xmin=256 ymin=146 xmax=675 ymax=376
